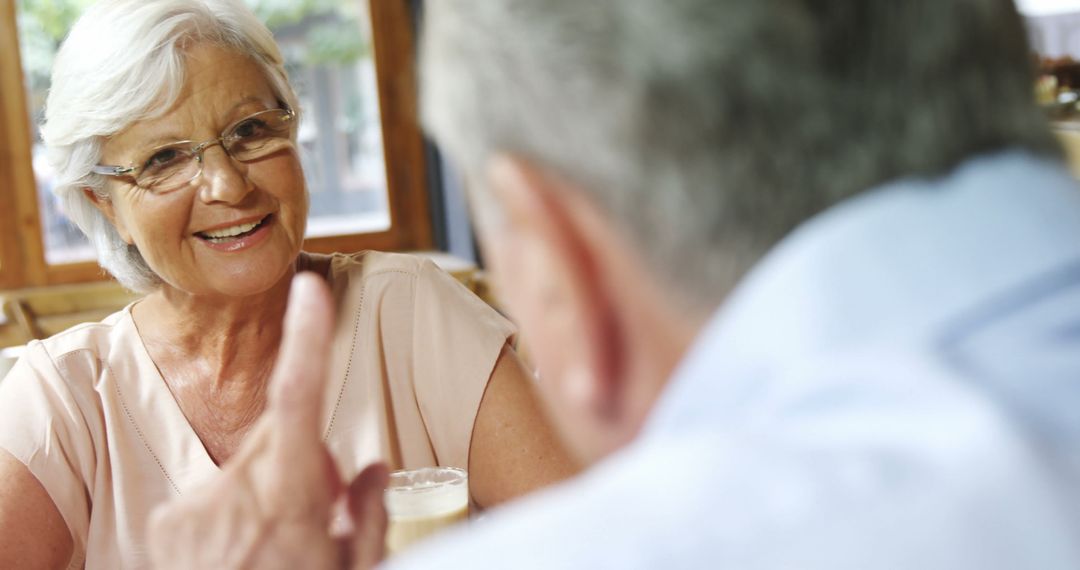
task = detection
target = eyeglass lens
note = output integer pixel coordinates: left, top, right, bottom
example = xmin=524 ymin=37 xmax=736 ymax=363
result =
xmin=136 ymin=109 xmax=294 ymax=192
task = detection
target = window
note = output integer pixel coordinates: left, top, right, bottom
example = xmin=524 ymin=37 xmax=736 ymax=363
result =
xmin=0 ymin=0 xmax=432 ymax=290
xmin=1018 ymin=0 xmax=1080 ymax=16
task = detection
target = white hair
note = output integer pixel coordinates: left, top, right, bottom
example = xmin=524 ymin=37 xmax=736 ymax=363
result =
xmin=418 ymin=0 xmax=783 ymax=311
xmin=419 ymin=0 xmax=1057 ymax=311
xmin=42 ymin=0 xmax=299 ymax=292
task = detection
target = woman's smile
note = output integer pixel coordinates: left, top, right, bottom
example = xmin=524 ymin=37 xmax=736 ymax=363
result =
xmin=194 ymin=213 xmax=275 ymax=252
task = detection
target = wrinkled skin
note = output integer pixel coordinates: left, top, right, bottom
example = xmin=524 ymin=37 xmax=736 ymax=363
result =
xmin=147 ymin=274 xmax=389 ymax=570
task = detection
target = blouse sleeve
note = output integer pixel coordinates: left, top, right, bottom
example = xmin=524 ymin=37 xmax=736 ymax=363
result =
xmin=410 ymin=259 xmax=516 ymax=470
xmin=0 ymin=342 xmax=96 ymax=559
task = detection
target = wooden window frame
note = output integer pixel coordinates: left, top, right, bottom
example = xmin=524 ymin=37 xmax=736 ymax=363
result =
xmin=0 ymin=0 xmax=432 ymax=290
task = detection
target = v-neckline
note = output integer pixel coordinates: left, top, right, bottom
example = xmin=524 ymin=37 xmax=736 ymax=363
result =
xmin=112 ymin=265 xmax=358 ymax=493
xmin=118 ymin=304 xmax=221 ymax=492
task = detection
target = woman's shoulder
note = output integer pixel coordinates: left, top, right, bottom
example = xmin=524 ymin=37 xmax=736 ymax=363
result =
xmin=0 ymin=309 xmax=127 ymax=483
xmin=33 ymin=306 xmax=129 ymax=360
xmin=3 ymin=307 xmax=134 ymax=396
xmin=319 ymin=251 xmax=451 ymax=308
xmin=323 ymin=250 xmax=432 ymax=283
xmin=36 ymin=307 xmax=129 ymax=352
xmin=317 ymin=250 xmax=511 ymax=336
xmin=305 ymin=249 xmax=483 ymax=290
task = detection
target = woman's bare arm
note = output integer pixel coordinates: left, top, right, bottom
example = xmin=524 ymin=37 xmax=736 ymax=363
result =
xmin=468 ymin=344 xmax=581 ymax=508
xmin=0 ymin=449 xmax=73 ymax=569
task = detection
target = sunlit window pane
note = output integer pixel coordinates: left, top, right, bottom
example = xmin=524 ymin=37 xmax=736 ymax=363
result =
xmin=252 ymin=0 xmax=391 ymax=237
xmin=17 ymin=0 xmax=96 ymax=265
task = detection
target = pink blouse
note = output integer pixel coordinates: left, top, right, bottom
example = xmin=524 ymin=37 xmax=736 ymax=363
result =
xmin=0 ymin=251 xmax=514 ymax=569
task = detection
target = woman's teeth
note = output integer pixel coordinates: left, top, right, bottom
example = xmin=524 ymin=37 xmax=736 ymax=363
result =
xmin=200 ymin=219 xmax=262 ymax=241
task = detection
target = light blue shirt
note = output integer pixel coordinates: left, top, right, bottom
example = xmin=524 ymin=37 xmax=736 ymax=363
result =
xmin=388 ymin=151 xmax=1080 ymax=569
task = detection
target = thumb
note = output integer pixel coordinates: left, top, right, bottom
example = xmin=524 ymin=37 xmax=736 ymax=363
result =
xmin=267 ymin=272 xmax=336 ymax=443
xmin=347 ymin=463 xmax=390 ymax=569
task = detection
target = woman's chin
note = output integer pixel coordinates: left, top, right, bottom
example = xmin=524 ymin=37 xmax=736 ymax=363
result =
xmin=216 ymin=265 xmax=293 ymax=298
xmin=188 ymin=236 xmax=300 ymax=297
xmin=157 ymin=257 xmax=296 ymax=300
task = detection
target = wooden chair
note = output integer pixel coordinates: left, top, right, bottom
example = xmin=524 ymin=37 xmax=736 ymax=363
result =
xmin=0 ymin=280 xmax=140 ymax=348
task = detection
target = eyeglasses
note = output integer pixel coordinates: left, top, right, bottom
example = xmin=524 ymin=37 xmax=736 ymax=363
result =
xmin=91 ymin=108 xmax=296 ymax=194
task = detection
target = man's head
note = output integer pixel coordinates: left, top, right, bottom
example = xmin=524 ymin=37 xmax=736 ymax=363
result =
xmin=420 ymin=0 xmax=1058 ymax=462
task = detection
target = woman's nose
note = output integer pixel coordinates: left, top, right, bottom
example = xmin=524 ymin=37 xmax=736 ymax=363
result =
xmin=197 ymin=143 xmax=254 ymax=204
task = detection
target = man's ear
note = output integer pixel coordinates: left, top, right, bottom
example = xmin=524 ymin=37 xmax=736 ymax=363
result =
xmin=483 ymin=155 xmax=623 ymax=427
xmin=82 ymin=187 xmax=133 ymax=244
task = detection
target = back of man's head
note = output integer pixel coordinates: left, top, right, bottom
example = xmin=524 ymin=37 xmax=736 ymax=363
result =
xmin=421 ymin=0 xmax=1058 ymax=313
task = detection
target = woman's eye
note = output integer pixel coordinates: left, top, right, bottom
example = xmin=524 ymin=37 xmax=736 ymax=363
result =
xmin=144 ymin=148 xmax=183 ymax=169
xmin=232 ymin=119 xmax=267 ymax=139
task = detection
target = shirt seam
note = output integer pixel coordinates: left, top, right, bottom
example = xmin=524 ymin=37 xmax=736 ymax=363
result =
xmin=412 ymin=261 xmax=444 ymax=465
xmin=322 ymin=270 xmax=419 ymax=444
xmin=109 ymin=359 xmax=182 ymax=496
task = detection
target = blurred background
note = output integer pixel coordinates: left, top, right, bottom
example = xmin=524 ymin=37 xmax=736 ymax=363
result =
xmin=1023 ymin=0 xmax=1080 ymax=170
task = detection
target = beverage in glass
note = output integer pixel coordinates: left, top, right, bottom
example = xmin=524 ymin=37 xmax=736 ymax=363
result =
xmin=383 ymin=467 xmax=469 ymax=555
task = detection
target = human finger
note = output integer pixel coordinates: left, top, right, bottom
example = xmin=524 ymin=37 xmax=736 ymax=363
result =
xmin=266 ymin=272 xmax=336 ymax=442
xmin=146 ymin=473 xmax=263 ymax=569
xmin=347 ymin=462 xmax=390 ymax=569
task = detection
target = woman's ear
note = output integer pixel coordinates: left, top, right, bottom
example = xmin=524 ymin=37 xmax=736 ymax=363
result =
xmin=82 ymin=187 xmax=133 ymax=244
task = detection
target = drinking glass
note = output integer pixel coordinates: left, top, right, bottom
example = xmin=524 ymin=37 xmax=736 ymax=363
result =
xmin=383 ymin=467 xmax=469 ymax=555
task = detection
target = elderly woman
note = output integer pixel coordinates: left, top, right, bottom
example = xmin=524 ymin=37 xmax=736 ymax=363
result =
xmin=0 ymin=1 xmax=576 ymax=568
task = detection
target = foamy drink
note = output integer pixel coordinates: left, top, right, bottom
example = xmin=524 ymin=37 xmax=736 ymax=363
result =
xmin=384 ymin=467 xmax=469 ymax=555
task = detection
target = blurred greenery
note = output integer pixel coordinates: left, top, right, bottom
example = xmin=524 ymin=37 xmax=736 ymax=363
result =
xmin=16 ymin=0 xmax=95 ymax=88
xmin=245 ymin=0 xmax=369 ymax=65
xmin=16 ymin=0 xmax=369 ymax=84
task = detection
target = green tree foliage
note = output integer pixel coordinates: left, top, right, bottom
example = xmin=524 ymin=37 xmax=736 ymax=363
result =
xmin=247 ymin=0 xmax=368 ymax=65
xmin=16 ymin=0 xmax=96 ymax=87
xmin=16 ymin=0 xmax=369 ymax=83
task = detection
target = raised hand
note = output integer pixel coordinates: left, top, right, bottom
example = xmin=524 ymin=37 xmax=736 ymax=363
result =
xmin=147 ymin=273 xmax=389 ymax=570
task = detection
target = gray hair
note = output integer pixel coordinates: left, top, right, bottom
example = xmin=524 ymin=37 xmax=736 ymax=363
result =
xmin=420 ymin=0 xmax=1059 ymax=312
xmin=42 ymin=0 xmax=299 ymax=292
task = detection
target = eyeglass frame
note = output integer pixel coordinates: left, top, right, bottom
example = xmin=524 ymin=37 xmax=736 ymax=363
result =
xmin=90 ymin=107 xmax=297 ymax=193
